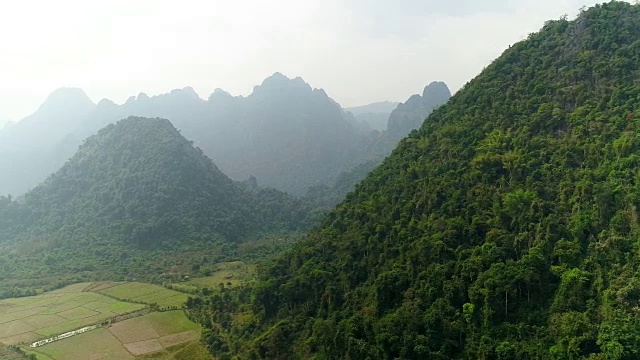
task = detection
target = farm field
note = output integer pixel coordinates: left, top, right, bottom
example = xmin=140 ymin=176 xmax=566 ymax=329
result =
xmin=0 ymin=283 xmax=145 ymax=346
xmin=27 ymin=311 xmax=209 ymax=360
xmin=97 ymin=282 xmax=189 ymax=308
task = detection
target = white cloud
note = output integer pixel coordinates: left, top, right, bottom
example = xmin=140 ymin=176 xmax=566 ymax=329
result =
xmin=0 ymin=0 xmax=626 ymax=119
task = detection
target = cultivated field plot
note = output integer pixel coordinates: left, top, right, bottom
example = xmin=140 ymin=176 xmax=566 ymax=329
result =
xmin=0 ymin=283 xmax=145 ymax=346
xmin=29 ymin=311 xmax=209 ymax=359
xmin=97 ymin=282 xmax=189 ymax=308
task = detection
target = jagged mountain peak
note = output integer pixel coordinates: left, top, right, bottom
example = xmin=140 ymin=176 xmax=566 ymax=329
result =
xmin=169 ymin=86 xmax=200 ymax=99
xmin=210 ymin=88 xmax=232 ymax=98
xmin=252 ymin=72 xmax=314 ymax=97
xmin=422 ymin=81 xmax=451 ymax=100
xmin=96 ymin=98 xmax=117 ymax=109
xmin=386 ymin=81 xmax=452 ymax=140
xmin=35 ymin=87 xmax=95 ymax=115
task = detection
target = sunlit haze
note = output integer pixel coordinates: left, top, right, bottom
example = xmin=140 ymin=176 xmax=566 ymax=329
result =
xmin=0 ymin=0 xmax=621 ymax=120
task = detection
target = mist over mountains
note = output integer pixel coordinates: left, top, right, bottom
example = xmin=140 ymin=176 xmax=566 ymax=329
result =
xmin=346 ymin=101 xmax=401 ymax=131
xmin=4 ymin=1 xmax=637 ymax=359
xmin=0 ymin=74 xmax=450 ymax=198
xmin=387 ymin=81 xmax=452 ymax=141
xmin=0 ymin=113 xmax=10 ymax=128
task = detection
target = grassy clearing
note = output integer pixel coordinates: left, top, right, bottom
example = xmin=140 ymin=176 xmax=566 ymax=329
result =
xmin=98 ymin=282 xmax=189 ymax=308
xmin=0 ymin=285 xmax=145 ymax=346
xmin=177 ymin=261 xmax=257 ymax=291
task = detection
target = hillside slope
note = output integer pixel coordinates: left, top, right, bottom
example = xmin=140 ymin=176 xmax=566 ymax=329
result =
xmin=0 ymin=117 xmax=312 ymax=294
xmin=220 ymin=2 xmax=640 ymax=359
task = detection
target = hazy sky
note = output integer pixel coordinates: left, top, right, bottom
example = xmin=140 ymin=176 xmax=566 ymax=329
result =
xmin=0 ymin=0 xmax=621 ymax=120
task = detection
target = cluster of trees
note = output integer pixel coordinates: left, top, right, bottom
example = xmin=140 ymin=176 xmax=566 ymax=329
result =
xmin=189 ymin=2 xmax=640 ymax=359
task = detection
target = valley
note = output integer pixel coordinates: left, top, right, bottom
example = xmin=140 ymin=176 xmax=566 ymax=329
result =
xmin=3 ymin=1 xmax=640 ymax=359
xmin=0 ymin=261 xmax=255 ymax=360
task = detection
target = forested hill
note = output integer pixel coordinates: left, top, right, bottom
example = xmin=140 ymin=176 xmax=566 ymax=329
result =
xmin=0 ymin=117 xmax=312 ymax=291
xmin=221 ymin=2 xmax=640 ymax=358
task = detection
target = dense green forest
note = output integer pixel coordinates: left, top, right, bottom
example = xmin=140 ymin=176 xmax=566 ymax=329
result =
xmin=189 ymin=2 xmax=640 ymax=359
xmin=0 ymin=117 xmax=314 ymax=297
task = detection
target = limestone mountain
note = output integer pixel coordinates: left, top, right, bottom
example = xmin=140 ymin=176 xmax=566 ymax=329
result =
xmin=0 ymin=88 xmax=95 ymax=151
xmin=0 ymin=117 xmax=312 ymax=291
xmin=195 ymin=73 xmax=367 ymax=195
xmin=305 ymin=84 xmax=452 ymax=209
xmin=386 ymin=81 xmax=451 ymax=141
xmin=77 ymin=73 xmax=372 ymax=195
xmin=203 ymin=2 xmax=640 ymax=358
xmin=0 ymin=88 xmax=96 ymax=196
xmin=0 ymin=74 xmax=370 ymax=197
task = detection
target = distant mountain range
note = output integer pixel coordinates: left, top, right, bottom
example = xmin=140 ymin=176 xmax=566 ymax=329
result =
xmin=346 ymin=101 xmax=400 ymax=131
xmin=306 ymin=82 xmax=452 ymax=207
xmin=0 ymin=74 xmax=450 ymax=198
xmin=387 ymin=81 xmax=451 ymax=141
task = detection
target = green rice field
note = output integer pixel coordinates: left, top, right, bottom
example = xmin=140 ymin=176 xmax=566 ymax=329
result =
xmin=0 ymin=283 xmax=145 ymax=346
xmin=26 ymin=311 xmax=209 ymax=360
xmin=97 ymin=282 xmax=189 ymax=308
xmin=0 ymin=281 xmax=211 ymax=359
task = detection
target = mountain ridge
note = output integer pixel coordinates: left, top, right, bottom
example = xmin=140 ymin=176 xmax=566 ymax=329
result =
xmin=0 ymin=74 xmax=371 ymax=197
